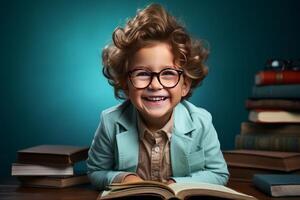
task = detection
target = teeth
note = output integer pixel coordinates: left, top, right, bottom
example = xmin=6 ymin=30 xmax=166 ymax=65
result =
xmin=145 ymin=96 xmax=166 ymax=101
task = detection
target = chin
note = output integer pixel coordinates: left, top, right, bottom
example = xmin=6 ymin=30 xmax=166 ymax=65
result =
xmin=143 ymin=109 xmax=172 ymax=120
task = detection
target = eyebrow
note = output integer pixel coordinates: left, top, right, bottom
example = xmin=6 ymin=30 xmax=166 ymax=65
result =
xmin=131 ymin=65 xmax=176 ymax=70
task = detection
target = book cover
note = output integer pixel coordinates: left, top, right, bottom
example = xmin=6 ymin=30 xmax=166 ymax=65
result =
xmin=223 ymin=149 xmax=300 ymax=171
xmin=255 ymin=70 xmax=300 ymax=86
xmin=240 ymin=122 xmax=300 ymax=136
xmin=18 ymin=174 xmax=89 ymax=188
xmin=251 ymin=84 xmax=300 ymax=99
xmin=246 ymin=99 xmax=300 ymax=111
xmin=253 ymin=174 xmax=300 ymax=197
xmin=249 ymin=110 xmax=300 ymax=123
xmin=235 ymin=134 xmax=300 ymax=152
xmin=98 ymin=181 xmax=257 ymax=200
xmin=17 ymin=145 xmax=89 ymax=165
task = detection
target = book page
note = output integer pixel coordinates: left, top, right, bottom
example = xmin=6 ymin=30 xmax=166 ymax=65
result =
xmin=169 ymin=182 xmax=255 ymax=199
xmin=100 ymin=181 xmax=175 ymax=200
xmin=109 ymin=181 xmax=174 ymax=193
xmin=101 ymin=182 xmax=256 ymax=200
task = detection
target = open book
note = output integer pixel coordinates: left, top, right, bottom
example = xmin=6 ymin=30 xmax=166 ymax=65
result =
xmin=98 ymin=181 xmax=257 ymax=200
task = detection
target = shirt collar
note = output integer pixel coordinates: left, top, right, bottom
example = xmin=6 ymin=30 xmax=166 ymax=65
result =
xmin=137 ymin=112 xmax=173 ymax=141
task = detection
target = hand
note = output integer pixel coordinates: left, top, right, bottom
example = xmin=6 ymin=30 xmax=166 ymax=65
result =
xmin=167 ymin=179 xmax=176 ymax=185
xmin=122 ymin=174 xmax=144 ymax=183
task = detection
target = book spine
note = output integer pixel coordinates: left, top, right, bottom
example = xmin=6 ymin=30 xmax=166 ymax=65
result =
xmin=241 ymin=122 xmax=300 ymax=135
xmin=245 ymin=99 xmax=300 ymax=111
xmin=235 ymin=134 xmax=300 ymax=152
xmin=255 ymin=70 xmax=300 ymax=86
xmin=253 ymin=175 xmax=272 ymax=196
xmin=251 ymin=85 xmax=300 ymax=99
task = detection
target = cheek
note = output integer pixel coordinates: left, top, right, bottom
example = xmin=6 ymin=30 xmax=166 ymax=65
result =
xmin=173 ymin=81 xmax=188 ymax=97
xmin=127 ymin=86 xmax=142 ymax=101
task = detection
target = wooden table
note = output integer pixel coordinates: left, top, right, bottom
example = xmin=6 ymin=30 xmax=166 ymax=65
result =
xmin=0 ymin=178 xmax=299 ymax=200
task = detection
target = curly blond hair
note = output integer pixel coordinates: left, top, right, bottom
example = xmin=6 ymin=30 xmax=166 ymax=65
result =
xmin=102 ymin=3 xmax=209 ymax=99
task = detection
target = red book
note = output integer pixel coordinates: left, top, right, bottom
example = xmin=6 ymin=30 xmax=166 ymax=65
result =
xmin=255 ymin=70 xmax=300 ymax=86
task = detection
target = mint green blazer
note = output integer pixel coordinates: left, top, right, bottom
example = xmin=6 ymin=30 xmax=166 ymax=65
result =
xmin=87 ymin=100 xmax=229 ymax=190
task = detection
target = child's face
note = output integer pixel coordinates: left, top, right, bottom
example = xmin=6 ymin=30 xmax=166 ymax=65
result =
xmin=126 ymin=42 xmax=191 ymax=128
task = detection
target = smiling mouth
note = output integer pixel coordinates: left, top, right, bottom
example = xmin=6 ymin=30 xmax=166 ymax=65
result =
xmin=142 ymin=96 xmax=168 ymax=102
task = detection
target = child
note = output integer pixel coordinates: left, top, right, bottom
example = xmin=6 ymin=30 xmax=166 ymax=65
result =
xmin=87 ymin=3 xmax=229 ymax=190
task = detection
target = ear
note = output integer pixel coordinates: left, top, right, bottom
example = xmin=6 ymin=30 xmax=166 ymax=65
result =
xmin=181 ymin=77 xmax=192 ymax=97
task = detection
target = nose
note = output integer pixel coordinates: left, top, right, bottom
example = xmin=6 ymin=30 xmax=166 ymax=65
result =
xmin=148 ymin=75 xmax=163 ymax=90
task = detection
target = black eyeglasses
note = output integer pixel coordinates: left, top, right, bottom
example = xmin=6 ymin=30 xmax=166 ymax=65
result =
xmin=265 ymin=59 xmax=300 ymax=71
xmin=128 ymin=68 xmax=184 ymax=89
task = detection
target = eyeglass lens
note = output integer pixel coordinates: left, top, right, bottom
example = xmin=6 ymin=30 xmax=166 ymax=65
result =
xmin=129 ymin=68 xmax=182 ymax=89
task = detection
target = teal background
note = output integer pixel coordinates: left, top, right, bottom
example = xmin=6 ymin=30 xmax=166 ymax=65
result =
xmin=1 ymin=0 xmax=300 ymax=178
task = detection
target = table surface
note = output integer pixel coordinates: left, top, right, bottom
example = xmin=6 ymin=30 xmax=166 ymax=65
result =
xmin=0 ymin=178 xmax=299 ymax=200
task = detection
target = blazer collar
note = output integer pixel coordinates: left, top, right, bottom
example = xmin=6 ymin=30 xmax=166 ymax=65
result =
xmin=114 ymin=101 xmax=139 ymax=171
xmin=116 ymin=100 xmax=196 ymax=135
xmin=116 ymin=100 xmax=137 ymax=132
xmin=114 ymin=100 xmax=196 ymax=175
xmin=173 ymin=101 xmax=196 ymax=135
xmin=171 ymin=101 xmax=196 ymax=176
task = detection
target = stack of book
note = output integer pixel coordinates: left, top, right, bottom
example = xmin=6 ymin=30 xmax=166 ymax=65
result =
xmin=253 ymin=174 xmax=300 ymax=197
xmin=11 ymin=144 xmax=90 ymax=188
xmin=223 ymin=69 xmax=300 ymax=182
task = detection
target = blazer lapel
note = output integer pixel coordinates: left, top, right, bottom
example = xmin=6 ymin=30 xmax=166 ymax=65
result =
xmin=171 ymin=102 xmax=196 ymax=176
xmin=115 ymin=102 xmax=139 ymax=172
xmin=114 ymin=101 xmax=196 ymax=176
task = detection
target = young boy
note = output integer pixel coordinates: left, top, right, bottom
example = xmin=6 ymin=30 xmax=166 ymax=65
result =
xmin=87 ymin=4 xmax=229 ymax=190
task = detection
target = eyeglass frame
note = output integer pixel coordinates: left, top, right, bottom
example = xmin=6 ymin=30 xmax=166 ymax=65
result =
xmin=127 ymin=68 xmax=184 ymax=89
xmin=265 ymin=59 xmax=300 ymax=71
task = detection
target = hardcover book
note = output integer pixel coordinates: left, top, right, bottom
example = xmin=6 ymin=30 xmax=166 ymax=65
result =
xmin=11 ymin=163 xmax=74 ymax=176
xmin=17 ymin=145 xmax=89 ymax=165
xmin=255 ymin=70 xmax=300 ymax=86
xmin=253 ymin=174 xmax=300 ymax=197
xmin=223 ymin=150 xmax=300 ymax=171
xmin=229 ymin=166 xmax=300 ymax=182
xmin=246 ymin=99 xmax=300 ymax=111
xmin=240 ymin=121 xmax=300 ymax=136
xmin=18 ymin=174 xmax=89 ymax=188
xmin=249 ymin=110 xmax=300 ymax=123
xmin=98 ymin=181 xmax=257 ymax=200
xmin=251 ymin=84 xmax=300 ymax=99
xmin=235 ymin=134 xmax=300 ymax=152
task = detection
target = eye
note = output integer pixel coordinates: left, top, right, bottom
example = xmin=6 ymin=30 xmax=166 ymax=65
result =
xmin=161 ymin=69 xmax=177 ymax=76
xmin=131 ymin=70 xmax=151 ymax=77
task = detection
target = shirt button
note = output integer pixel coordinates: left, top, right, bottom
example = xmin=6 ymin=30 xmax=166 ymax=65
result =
xmin=154 ymin=146 xmax=160 ymax=152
